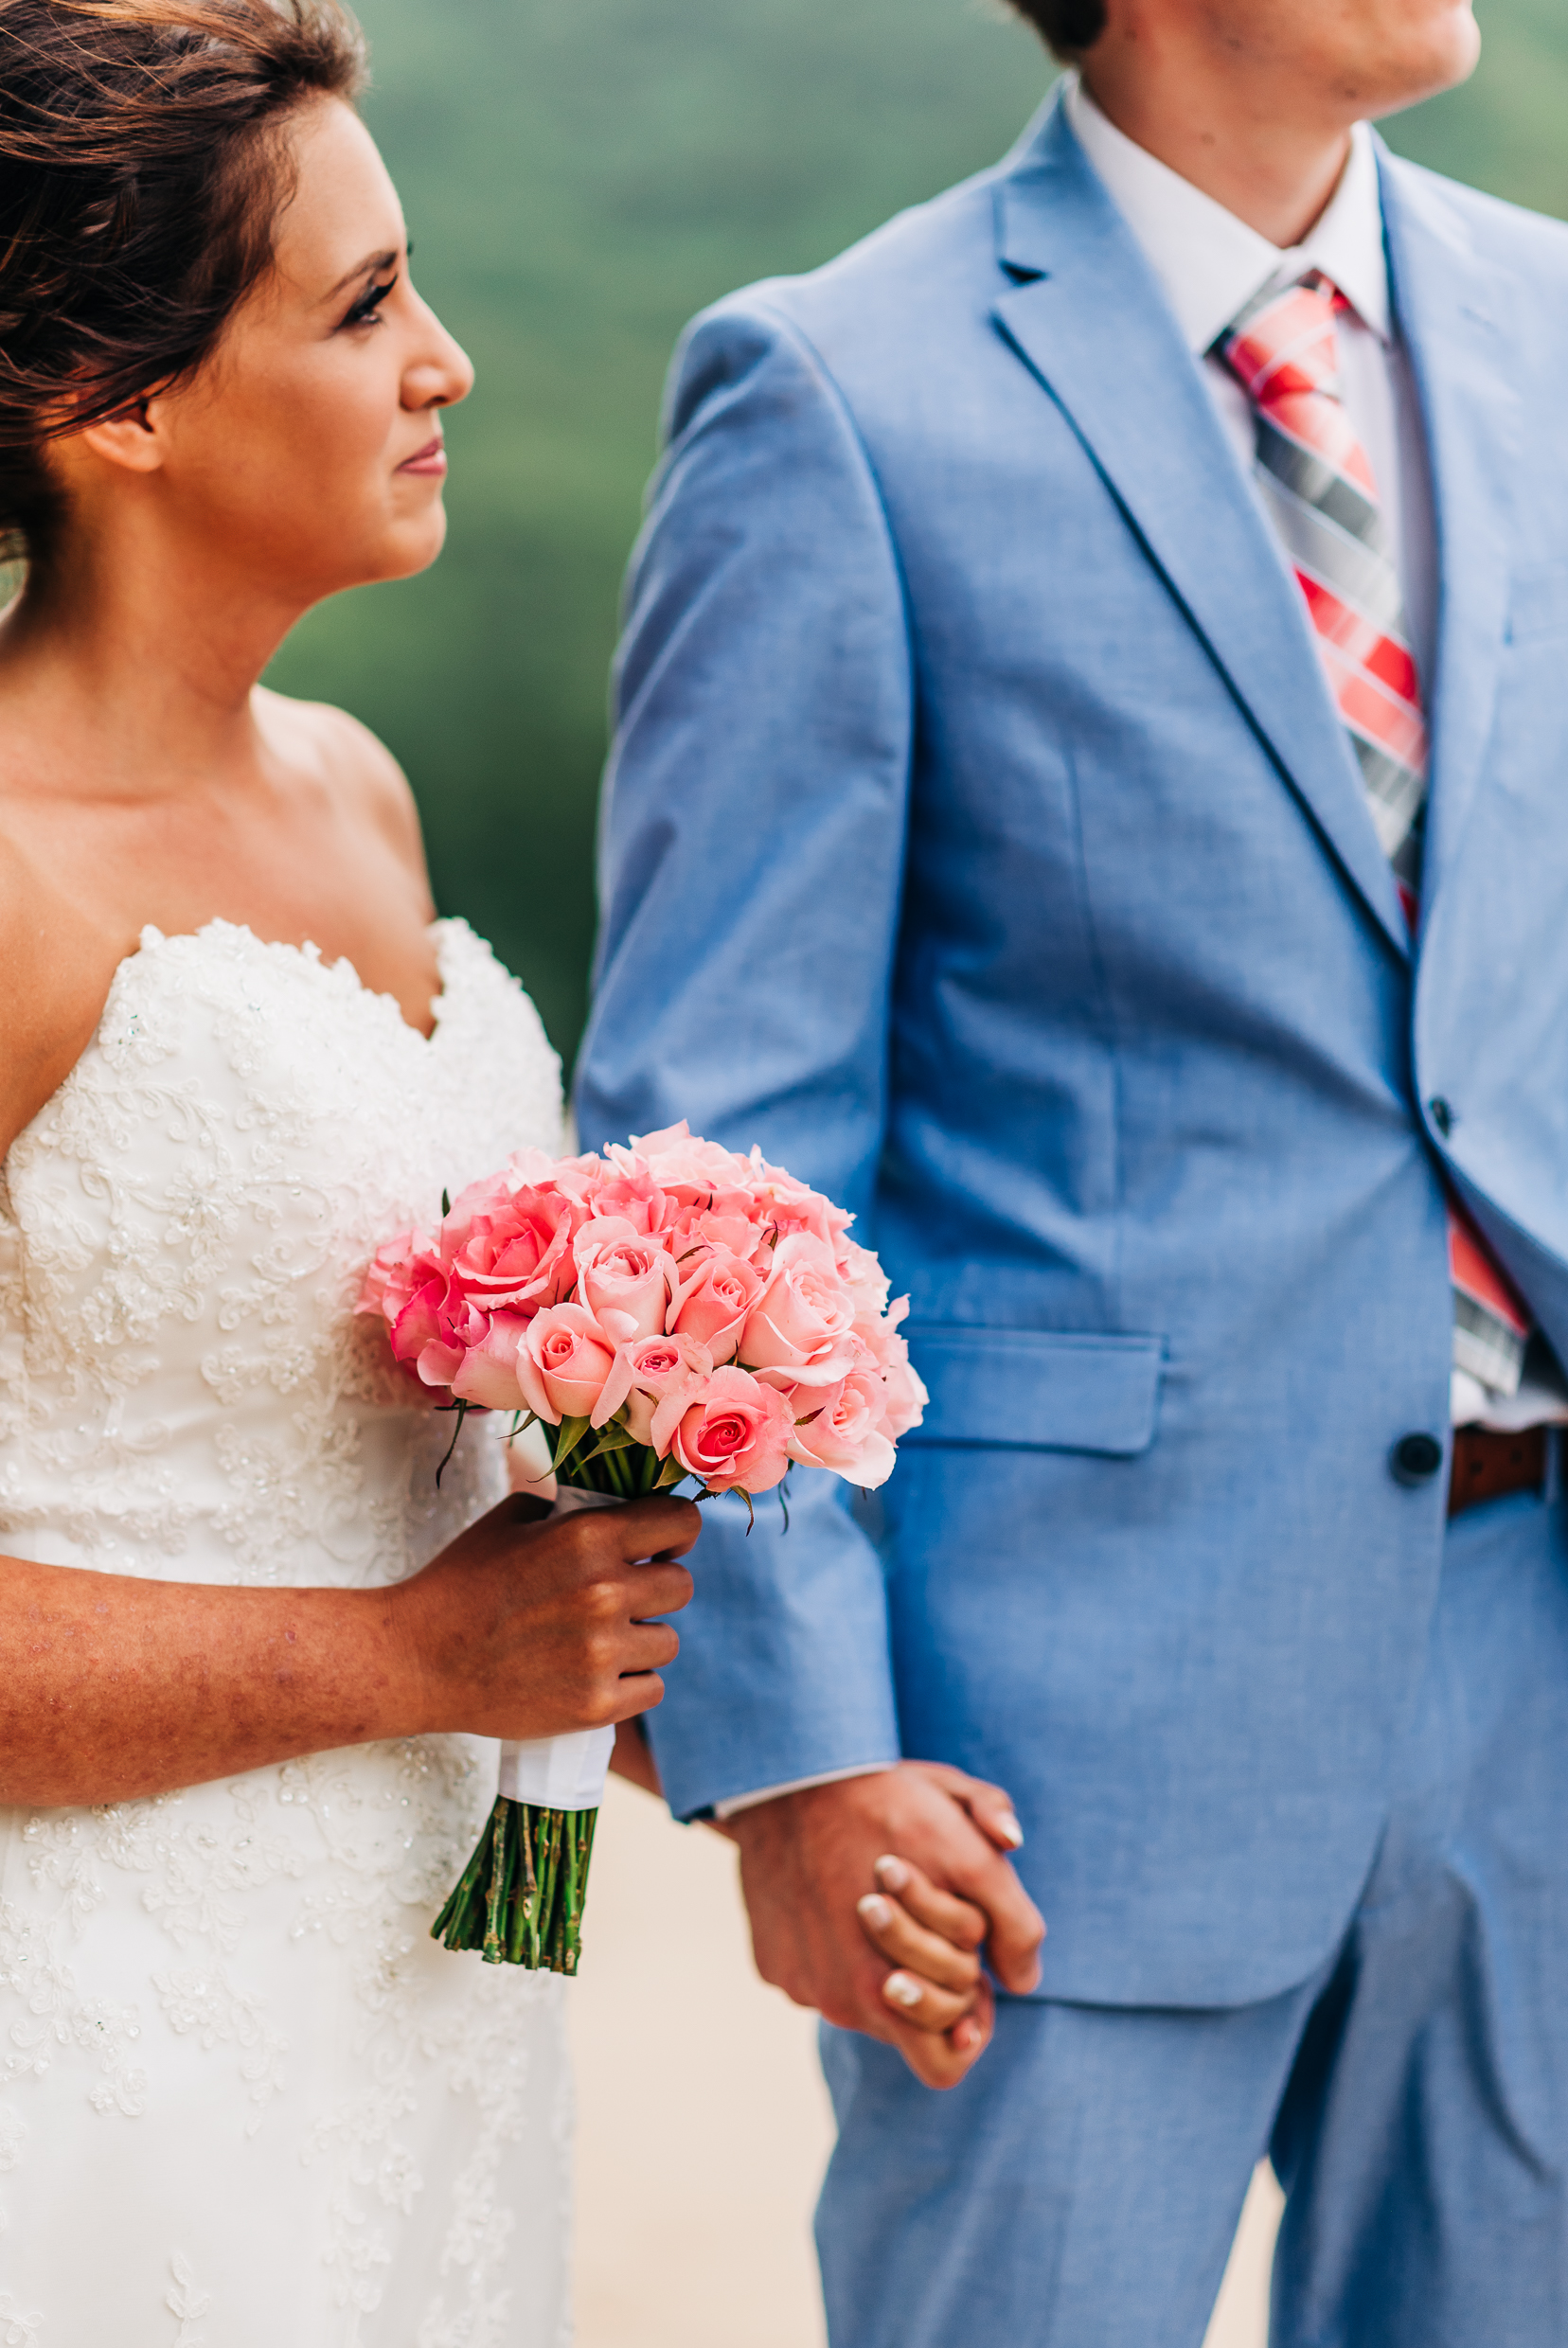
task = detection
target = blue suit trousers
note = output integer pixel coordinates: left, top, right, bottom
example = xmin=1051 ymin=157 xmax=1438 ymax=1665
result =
xmin=817 ymin=1485 xmax=1568 ymax=2347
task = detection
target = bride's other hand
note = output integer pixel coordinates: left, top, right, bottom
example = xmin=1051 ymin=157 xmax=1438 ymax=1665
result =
xmin=850 ymin=1760 xmax=1036 ymax=2054
xmin=393 ymin=1492 xmax=699 ymax=1743
xmin=857 ymin=1853 xmax=994 ymax=2044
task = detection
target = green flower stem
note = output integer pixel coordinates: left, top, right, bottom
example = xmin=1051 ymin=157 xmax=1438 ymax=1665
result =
xmin=431 ymin=1435 xmax=655 ymax=1973
xmin=433 ymin=1795 xmax=599 ymax=1974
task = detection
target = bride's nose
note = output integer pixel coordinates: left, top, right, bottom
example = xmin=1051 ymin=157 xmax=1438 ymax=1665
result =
xmin=402 ymin=300 xmax=474 ymax=413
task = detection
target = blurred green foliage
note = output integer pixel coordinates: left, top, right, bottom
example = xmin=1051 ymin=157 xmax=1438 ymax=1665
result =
xmin=266 ymin=0 xmax=1568 ymax=1065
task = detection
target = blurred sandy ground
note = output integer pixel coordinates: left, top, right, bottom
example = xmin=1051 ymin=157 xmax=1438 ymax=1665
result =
xmin=569 ymin=1776 xmax=1285 ymax=2347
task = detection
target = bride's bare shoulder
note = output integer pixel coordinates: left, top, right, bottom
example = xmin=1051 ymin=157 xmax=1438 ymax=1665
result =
xmin=254 ymin=686 xmax=430 ymax=896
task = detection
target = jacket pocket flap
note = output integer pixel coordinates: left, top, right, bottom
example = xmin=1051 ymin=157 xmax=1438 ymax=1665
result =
xmin=904 ymin=1326 xmax=1166 ymax=1457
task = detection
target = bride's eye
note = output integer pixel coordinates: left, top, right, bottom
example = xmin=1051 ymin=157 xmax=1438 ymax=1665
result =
xmin=341 ymin=272 xmax=398 ymax=329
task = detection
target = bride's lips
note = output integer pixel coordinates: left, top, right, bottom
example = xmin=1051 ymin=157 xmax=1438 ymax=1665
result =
xmin=397 ymin=436 xmax=447 ymax=477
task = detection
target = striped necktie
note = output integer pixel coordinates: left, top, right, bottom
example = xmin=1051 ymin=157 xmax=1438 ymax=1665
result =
xmin=1219 ymin=271 xmax=1529 ymax=1399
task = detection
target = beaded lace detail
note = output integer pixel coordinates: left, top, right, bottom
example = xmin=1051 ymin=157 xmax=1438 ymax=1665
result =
xmin=0 ymin=920 xmax=573 ymax=2346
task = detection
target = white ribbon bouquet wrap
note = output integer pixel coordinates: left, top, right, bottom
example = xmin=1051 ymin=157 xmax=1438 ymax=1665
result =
xmin=358 ymin=1123 xmax=927 ymax=1973
xmin=497 ymin=1487 xmax=620 ymax=1813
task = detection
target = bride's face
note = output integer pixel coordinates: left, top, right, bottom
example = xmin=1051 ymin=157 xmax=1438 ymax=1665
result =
xmin=93 ymin=97 xmax=474 ymax=602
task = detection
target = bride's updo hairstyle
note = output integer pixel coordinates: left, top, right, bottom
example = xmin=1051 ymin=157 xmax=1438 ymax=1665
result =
xmin=0 ymin=0 xmax=365 ymax=564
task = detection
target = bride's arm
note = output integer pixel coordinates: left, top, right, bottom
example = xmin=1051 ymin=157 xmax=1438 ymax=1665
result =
xmin=0 ymin=1493 xmax=698 ymax=1807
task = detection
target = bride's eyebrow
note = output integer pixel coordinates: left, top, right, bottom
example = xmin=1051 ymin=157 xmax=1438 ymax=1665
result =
xmin=321 ymin=246 xmax=400 ymax=302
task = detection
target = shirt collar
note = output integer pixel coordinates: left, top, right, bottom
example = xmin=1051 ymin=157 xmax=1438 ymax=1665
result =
xmin=1062 ymin=73 xmax=1391 ymax=353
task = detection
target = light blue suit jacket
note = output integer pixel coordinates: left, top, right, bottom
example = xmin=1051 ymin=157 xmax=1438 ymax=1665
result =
xmin=576 ymin=93 xmax=1568 ymax=2007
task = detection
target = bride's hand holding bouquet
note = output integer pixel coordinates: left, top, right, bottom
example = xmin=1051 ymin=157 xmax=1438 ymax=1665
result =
xmin=360 ymin=1122 xmax=927 ymax=1971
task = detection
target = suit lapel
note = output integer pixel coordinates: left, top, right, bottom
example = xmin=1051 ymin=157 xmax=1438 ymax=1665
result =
xmin=1378 ymin=150 xmax=1522 ymax=934
xmin=992 ymin=102 xmax=1410 ymax=957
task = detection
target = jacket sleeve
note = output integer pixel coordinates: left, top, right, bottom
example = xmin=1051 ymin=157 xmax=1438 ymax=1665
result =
xmin=573 ymin=293 xmax=911 ymax=1818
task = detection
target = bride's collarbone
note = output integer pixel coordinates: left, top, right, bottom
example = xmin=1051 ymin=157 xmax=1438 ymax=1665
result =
xmin=0 ymin=687 xmax=440 ymax=1083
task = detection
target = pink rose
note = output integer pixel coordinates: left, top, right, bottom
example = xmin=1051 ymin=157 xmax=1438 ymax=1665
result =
xmin=385 ymin=1272 xmax=490 ymax=1399
xmin=594 ymin=1331 xmax=714 ymax=1445
xmin=875 ymin=1348 xmax=928 ymax=1442
xmin=496 ymin=1145 xmax=572 ymax=1191
xmin=358 ymin=1228 xmax=439 ymax=1326
xmin=670 ymin=1366 xmax=794 ymax=1495
xmin=667 ymin=1201 xmax=772 ymax=1264
xmin=788 ymin=1368 xmax=898 ymax=1489
xmin=606 ymin=1128 xmax=779 ymax=1253
xmin=580 ymin=1170 xmax=670 ymax=1238
xmin=442 ymin=1175 xmax=584 ymax=1318
xmin=512 ymin=1303 xmax=618 ymax=1424
xmin=613 ymin=1124 xmax=755 ymax=1197
xmin=668 ymin=1246 xmax=767 ymax=1363
xmin=489 ymin=1145 xmax=601 ymax=1215
xmin=574 ymin=1218 xmax=675 ymax=1343
xmin=440 ymin=1165 xmax=528 ymax=1256
xmin=747 ymin=1156 xmax=854 ymax=1255
xmin=840 ymin=1239 xmax=892 ymax=1320
xmin=451 ymin=1310 xmax=534 ymax=1412
xmin=853 ymin=1289 xmax=908 ymax=1364
xmin=848 ymin=1294 xmax=927 ymax=1439
xmin=739 ymin=1233 xmax=861 ymax=1387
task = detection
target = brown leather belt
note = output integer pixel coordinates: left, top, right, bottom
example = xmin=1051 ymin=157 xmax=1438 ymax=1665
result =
xmin=1449 ymin=1425 xmax=1549 ymax=1518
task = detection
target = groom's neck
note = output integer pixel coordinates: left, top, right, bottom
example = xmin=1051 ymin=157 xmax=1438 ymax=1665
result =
xmin=1076 ymin=0 xmax=1480 ymax=246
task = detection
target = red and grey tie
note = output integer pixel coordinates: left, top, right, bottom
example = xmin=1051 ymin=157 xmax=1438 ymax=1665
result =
xmin=1219 ymin=272 xmax=1529 ymax=1398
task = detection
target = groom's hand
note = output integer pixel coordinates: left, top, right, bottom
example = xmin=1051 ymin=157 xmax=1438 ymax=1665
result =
xmin=724 ymin=1761 xmax=1045 ymax=2090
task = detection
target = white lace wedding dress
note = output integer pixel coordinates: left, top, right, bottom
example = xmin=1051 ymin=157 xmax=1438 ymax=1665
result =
xmin=0 ymin=918 xmax=573 ymax=2347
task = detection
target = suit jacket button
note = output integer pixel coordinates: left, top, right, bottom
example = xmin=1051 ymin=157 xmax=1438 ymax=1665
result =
xmin=1428 ymin=1097 xmax=1453 ymax=1137
xmin=1390 ymin=1432 xmax=1445 ymax=1486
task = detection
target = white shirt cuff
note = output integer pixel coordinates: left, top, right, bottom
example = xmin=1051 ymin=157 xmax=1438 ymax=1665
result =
xmin=711 ymin=1762 xmax=895 ymax=1821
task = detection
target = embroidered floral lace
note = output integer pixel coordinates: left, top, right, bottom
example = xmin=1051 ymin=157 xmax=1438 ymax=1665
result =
xmin=0 ymin=920 xmax=573 ymax=2347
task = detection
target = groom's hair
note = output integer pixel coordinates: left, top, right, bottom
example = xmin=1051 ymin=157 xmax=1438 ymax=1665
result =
xmin=1007 ymin=0 xmax=1109 ymax=58
xmin=0 ymin=0 xmax=365 ymax=567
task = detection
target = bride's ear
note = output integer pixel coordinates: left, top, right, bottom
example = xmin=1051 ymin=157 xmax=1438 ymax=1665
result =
xmin=73 ymin=397 xmax=169 ymax=478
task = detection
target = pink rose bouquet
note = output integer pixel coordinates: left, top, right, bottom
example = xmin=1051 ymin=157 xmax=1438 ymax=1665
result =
xmin=359 ymin=1124 xmax=926 ymax=1972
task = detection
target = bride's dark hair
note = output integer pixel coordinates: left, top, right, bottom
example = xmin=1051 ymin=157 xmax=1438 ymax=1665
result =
xmin=0 ymin=0 xmax=365 ymax=565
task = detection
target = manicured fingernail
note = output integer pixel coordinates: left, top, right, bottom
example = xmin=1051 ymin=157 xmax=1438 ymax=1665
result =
xmin=858 ymin=1894 xmax=892 ymax=1929
xmin=883 ymin=1972 xmax=922 ymax=2010
xmin=953 ymin=2019 xmax=980 ymax=2052
xmin=997 ymin=1811 xmax=1025 ymax=1849
xmin=874 ymin=1854 xmax=910 ymax=1892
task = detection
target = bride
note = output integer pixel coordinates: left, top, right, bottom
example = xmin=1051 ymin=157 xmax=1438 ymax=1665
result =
xmin=0 ymin=1 xmax=698 ymax=2339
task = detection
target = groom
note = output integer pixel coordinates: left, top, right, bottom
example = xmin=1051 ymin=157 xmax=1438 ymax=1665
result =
xmin=577 ymin=0 xmax=1568 ymax=2339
